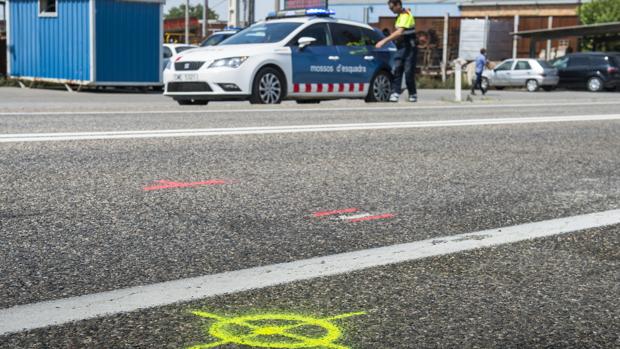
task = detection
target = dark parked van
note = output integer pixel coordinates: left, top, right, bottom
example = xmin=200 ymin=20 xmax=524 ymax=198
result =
xmin=551 ymin=52 xmax=620 ymax=92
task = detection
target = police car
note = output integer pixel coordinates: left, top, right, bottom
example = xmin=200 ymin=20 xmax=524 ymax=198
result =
xmin=163 ymin=9 xmax=396 ymax=105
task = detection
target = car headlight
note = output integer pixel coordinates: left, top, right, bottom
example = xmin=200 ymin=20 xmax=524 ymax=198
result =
xmin=208 ymin=57 xmax=248 ymax=69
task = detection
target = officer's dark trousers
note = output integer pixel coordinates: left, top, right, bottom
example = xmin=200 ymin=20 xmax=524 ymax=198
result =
xmin=392 ymin=37 xmax=417 ymax=97
xmin=472 ymin=72 xmax=486 ymax=94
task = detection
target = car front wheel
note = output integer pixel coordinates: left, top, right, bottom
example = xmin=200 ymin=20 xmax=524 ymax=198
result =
xmin=250 ymin=67 xmax=285 ymax=104
xmin=366 ymin=70 xmax=392 ymax=102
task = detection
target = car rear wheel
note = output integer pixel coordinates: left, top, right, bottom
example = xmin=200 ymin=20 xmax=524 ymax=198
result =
xmin=250 ymin=67 xmax=285 ymax=104
xmin=175 ymin=98 xmax=209 ymax=105
xmin=526 ymin=79 xmax=539 ymax=92
xmin=366 ymin=70 xmax=391 ymax=102
xmin=587 ymin=77 xmax=603 ymax=92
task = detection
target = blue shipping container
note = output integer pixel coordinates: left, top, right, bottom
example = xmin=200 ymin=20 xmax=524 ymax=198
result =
xmin=6 ymin=0 xmax=163 ymax=85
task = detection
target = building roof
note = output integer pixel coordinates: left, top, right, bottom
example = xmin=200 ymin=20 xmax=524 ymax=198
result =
xmin=512 ymin=21 xmax=620 ymax=39
xmin=459 ymin=0 xmax=590 ymax=6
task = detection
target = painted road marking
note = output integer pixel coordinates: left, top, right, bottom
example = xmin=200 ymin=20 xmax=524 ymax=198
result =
xmin=1 ymin=114 xmax=620 ymax=143
xmin=313 ymin=208 xmax=359 ymax=217
xmin=1 ymin=209 xmax=618 ymax=335
xmin=1 ymin=101 xmax=620 ymax=117
xmin=188 ymin=311 xmax=365 ymax=349
xmin=143 ymin=179 xmax=231 ymax=191
xmin=346 ymin=213 xmax=395 ymax=223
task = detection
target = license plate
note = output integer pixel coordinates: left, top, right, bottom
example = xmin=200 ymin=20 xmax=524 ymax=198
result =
xmin=174 ymin=73 xmax=198 ymax=82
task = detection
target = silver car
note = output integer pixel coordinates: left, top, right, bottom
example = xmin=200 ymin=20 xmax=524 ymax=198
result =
xmin=482 ymin=59 xmax=559 ymax=92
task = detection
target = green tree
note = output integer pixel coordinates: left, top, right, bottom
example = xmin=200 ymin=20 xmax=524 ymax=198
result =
xmin=579 ymin=0 xmax=620 ymax=24
xmin=165 ymin=4 xmax=219 ymax=20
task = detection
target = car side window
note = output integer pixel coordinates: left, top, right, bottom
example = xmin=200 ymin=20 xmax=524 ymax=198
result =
xmin=163 ymin=47 xmax=173 ymax=59
xmin=495 ymin=60 xmax=513 ymax=71
xmin=515 ymin=61 xmax=531 ymax=70
xmin=329 ymin=23 xmax=364 ymax=46
xmin=552 ymin=56 xmax=568 ymax=69
xmin=289 ymin=23 xmax=330 ymax=46
xmin=568 ymin=56 xmax=590 ymax=67
xmin=360 ymin=28 xmax=382 ymax=46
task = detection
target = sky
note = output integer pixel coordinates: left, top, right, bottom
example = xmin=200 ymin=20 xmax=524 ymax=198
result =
xmin=164 ymin=0 xmax=277 ymax=23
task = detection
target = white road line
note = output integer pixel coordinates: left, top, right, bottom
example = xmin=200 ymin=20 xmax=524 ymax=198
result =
xmin=1 ymin=114 xmax=619 ymax=143
xmin=1 ymin=209 xmax=619 ymax=335
xmin=1 ymin=100 xmax=620 ymax=116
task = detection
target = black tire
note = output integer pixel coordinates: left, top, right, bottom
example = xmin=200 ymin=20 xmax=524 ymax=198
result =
xmin=480 ymin=77 xmax=490 ymax=91
xmin=365 ymin=70 xmax=392 ymax=102
xmin=587 ymin=77 xmax=603 ymax=92
xmin=250 ymin=67 xmax=285 ymax=104
xmin=495 ymin=86 xmax=505 ymax=90
xmin=526 ymin=79 xmax=539 ymax=92
xmin=175 ymin=99 xmax=209 ymax=106
xmin=296 ymin=100 xmax=321 ymax=104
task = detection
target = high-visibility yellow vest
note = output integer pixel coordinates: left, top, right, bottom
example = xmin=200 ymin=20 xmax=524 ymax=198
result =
xmin=395 ymin=9 xmax=415 ymax=35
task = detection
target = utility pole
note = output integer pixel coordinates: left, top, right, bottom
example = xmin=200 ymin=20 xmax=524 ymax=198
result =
xmin=185 ymin=0 xmax=190 ymax=44
xmin=229 ymin=0 xmax=240 ymax=27
xmin=202 ymin=0 xmax=208 ymax=38
xmin=248 ymin=0 xmax=255 ymax=25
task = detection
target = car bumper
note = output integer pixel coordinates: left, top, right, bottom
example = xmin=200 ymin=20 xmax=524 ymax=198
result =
xmin=540 ymin=76 xmax=559 ymax=86
xmin=163 ymin=65 xmax=254 ymax=99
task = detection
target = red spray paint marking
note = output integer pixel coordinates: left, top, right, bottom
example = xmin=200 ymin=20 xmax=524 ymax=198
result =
xmin=346 ymin=213 xmax=395 ymax=223
xmin=313 ymin=208 xmax=359 ymax=218
xmin=143 ymin=179 xmax=230 ymax=191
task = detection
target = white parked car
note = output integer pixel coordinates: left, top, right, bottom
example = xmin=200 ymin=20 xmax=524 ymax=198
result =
xmin=163 ymin=9 xmax=396 ymax=105
xmin=163 ymin=44 xmax=199 ymax=72
xmin=482 ymin=58 xmax=559 ymax=92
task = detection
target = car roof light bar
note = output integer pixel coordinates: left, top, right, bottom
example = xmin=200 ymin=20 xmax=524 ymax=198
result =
xmin=266 ymin=8 xmax=335 ymax=20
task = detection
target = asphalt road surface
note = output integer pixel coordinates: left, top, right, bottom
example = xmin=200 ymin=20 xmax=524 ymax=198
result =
xmin=0 ymin=87 xmax=619 ymax=349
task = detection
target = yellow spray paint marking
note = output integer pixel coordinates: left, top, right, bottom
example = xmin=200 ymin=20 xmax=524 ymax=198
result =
xmin=188 ymin=310 xmax=366 ymax=349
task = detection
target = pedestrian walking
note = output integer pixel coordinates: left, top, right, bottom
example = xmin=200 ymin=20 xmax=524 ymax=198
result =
xmin=471 ymin=48 xmax=488 ymax=95
xmin=375 ymin=0 xmax=418 ymax=103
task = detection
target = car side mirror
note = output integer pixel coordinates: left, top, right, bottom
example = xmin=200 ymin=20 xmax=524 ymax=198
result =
xmin=298 ymin=37 xmax=317 ymax=50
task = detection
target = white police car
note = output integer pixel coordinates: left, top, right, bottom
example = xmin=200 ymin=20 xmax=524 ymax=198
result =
xmin=163 ymin=9 xmax=395 ymax=105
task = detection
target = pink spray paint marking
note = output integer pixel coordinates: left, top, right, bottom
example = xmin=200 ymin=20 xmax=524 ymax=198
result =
xmin=143 ymin=179 xmax=231 ymax=191
xmin=346 ymin=213 xmax=395 ymax=223
xmin=313 ymin=208 xmax=359 ymax=218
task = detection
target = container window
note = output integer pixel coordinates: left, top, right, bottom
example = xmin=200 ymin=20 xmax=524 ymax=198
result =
xmin=39 ymin=0 xmax=57 ymax=16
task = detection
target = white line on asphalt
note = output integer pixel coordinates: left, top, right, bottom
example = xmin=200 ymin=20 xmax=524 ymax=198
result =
xmin=0 ymin=209 xmax=619 ymax=335
xmin=1 ymin=100 xmax=620 ymax=116
xmin=1 ymin=114 xmax=620 ymax=143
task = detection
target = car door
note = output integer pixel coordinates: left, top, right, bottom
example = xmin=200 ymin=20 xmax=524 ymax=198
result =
xmin=511 ymin=60 xmax=533 ymax=86
xmin=563 ymin=56 xmax=591 ymax=87
xmin=289 ymin=23 xmax=338 ymax=95
xmin=328 ymin=23 xmax=375 ymax=96
xmin=492 ymin=60 xmax=514 ymax=86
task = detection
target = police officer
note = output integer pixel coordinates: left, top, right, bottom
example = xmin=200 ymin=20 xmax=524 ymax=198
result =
xmin=375 ymin=0 xmax=417 ymax=103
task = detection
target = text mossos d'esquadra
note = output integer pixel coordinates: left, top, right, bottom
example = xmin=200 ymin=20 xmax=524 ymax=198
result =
xmin=309 ymin=65 xmax=367 ymax=74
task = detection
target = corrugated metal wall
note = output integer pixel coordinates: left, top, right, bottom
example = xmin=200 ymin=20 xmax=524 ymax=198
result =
xmin=9 ymin=0 xmax=90 ymax=81
xmin=95 ymin=0 xmax=160 ymax=83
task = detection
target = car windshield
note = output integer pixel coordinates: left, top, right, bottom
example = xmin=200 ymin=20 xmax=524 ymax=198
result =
xmin=538 ymin=60 xmax=554 ymax=69
xmin=175 ymin=46 xmax=196 ymax=53
xmin=201 ymin=34 xmax=232 ymax=47
xmin=220 ymin=22 xmax=302 ymax=45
